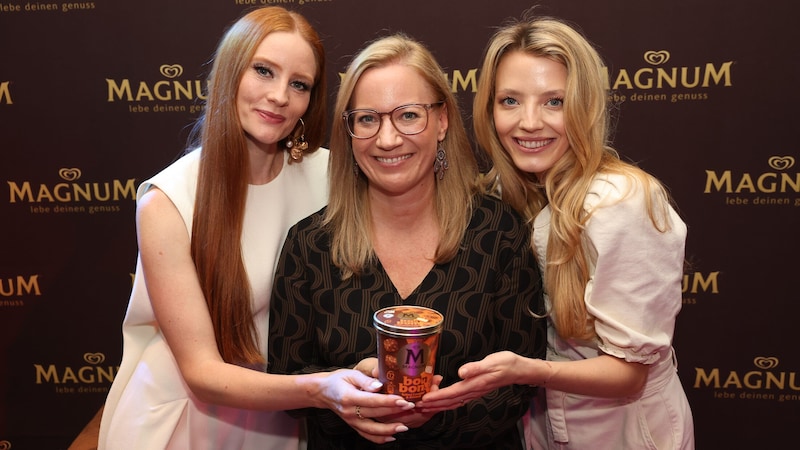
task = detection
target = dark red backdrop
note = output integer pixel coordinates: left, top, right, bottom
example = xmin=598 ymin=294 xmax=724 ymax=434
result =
xmin=2 ymin=1 xmax=798 ymax=448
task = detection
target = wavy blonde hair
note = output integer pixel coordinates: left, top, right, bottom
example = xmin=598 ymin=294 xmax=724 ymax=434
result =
xmin=325 ymin=33 xmax=479 ymax=279
xmin=191 ymin=6 xmax=326 ymax=365
xmin=475 ymin=15 xmax=673 ymax=340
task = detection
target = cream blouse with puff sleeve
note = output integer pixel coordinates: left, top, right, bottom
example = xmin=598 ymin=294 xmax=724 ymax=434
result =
xmin=534 ymin=172 xmax=687 ymax=365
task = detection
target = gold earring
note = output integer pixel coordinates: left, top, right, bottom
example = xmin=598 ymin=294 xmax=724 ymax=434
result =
xmin=286 ymin=118 xmax=308 ymax=163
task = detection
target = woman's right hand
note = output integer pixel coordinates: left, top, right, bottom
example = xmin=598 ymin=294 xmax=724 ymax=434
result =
xmin=316 ymin=368 xmax=414 ymax=443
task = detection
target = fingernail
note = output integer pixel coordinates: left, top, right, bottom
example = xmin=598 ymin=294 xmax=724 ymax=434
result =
xmin=370 ymin=381 xmax=383 ymax=390
xmin=395 ymin=425 xmax=409 ymax=433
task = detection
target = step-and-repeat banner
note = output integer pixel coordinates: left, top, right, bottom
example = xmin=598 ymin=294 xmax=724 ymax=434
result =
xmin=1 ymin=1 xmax=798 ymax=448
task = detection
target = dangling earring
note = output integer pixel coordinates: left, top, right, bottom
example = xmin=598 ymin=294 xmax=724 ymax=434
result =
xmin=433 ymin=141 xmax=449 ymax=180
xmin=353 ymin=161 xmax=360 ymax=179
xmin=286 ymin=118 xmax=308 ymax=163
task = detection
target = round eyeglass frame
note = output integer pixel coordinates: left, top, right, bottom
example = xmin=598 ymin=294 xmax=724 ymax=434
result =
xmin=342 ymin=101 xmax=445 ymax=139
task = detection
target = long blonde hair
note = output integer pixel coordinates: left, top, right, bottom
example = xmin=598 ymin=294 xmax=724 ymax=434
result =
xmin=326 ymin=34 xmax=479 ymax=279
xmin=475 ymin=15 xmax=673 ymax=340
xmin=191 ymin=6 xmax=326 ymax=365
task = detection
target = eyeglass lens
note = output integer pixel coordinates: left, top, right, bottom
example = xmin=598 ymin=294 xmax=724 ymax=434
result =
xmin=346 ymin=104 xmax=432 ymax=139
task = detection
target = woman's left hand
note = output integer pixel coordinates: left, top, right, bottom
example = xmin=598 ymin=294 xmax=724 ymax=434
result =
xmin=354 ymin=357 xmax=378 ymax=377
xmin=416 ymin=351 xmax=529 ymax=412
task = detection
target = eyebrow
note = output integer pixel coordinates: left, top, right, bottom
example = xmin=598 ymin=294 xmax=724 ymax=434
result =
xmin=496 ymin=88 xmax=566 ymax=98
xmin=250 ymin=56 xmax=315 ymax=83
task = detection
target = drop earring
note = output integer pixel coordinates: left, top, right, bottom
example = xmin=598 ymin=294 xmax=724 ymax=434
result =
xmin=433 ymin=141 xmax=449 ymax=180
xmin=286 ymin=118 xmax=308 ymax=163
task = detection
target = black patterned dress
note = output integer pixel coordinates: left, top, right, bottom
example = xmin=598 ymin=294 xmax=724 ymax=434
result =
xmin=268 ymin=195 xmax=546 ymax=449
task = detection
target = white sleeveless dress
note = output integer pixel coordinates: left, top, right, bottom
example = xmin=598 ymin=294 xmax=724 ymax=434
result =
xmin=99 ymin=148 xmax=329 ymax=450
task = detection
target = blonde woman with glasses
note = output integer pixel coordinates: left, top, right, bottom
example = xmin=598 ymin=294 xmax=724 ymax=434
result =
xmin=268 ymin=33 xmax=546 ymax=449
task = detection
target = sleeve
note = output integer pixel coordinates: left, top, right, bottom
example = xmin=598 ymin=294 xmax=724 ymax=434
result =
xmin=268 ymin=216 xmax=361 ymax=434
xmin=583 ymin=174 xmax=687 ymax=364
xmin=409 ymin=200 xmax=546 ymax=447
xmin=266 ymin=220 xmax=324 ymax=418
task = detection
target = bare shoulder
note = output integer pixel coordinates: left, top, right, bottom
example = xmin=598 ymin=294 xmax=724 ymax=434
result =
xmin=137 ymin=187 xmax=179 ymax=219
xmin=135 ymin=187 xmax=186 ymax=242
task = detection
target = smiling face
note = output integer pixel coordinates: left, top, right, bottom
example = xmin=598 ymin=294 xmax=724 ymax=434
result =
xmin=349 ymin=63 xmax=447 ymax=196
xmin=236 ymin=31 xmax=317 ymax=152
xmin=492 ymin=50 xmax=570 ymax=181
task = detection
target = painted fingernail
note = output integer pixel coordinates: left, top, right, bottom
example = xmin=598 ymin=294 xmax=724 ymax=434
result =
xmin=395 ymin=425 xmax=409 ymax=433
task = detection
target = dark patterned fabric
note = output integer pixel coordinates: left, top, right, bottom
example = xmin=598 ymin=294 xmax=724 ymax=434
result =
xmin=268 ymin=195 xmax=546 ymax=449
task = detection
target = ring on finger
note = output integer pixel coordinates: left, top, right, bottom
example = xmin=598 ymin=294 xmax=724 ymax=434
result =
xmin=355 ymin=405 xmax=364 ymax=420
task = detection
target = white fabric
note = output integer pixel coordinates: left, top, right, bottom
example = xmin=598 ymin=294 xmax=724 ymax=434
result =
xmin=99 ymin=148 xmax=329 ymax=450
xmin=526 ymin=173 xmax=694 ymax=450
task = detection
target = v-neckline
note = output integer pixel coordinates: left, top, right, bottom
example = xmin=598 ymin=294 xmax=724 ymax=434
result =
xmin=377 ymin=259 xmax=435 ymax=300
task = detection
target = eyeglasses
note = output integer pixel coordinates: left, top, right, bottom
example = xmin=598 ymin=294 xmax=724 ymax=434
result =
xmin=342 ymin=102 xmax=445 ymax=139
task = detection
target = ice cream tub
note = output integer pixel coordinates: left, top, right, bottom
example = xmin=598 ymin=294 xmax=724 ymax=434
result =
xmin=373 ymin=305 xmax=443 ymax=402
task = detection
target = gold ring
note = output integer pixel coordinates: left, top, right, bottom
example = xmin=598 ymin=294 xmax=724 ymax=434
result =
xmin=355 ymin=405 xmax=364 ymax=420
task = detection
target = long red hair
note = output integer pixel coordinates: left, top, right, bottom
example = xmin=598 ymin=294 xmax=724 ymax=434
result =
xmin=191 ymin=7 xmax=326 ymax=365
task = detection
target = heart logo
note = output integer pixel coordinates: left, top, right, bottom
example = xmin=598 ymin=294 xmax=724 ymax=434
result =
xmin=753 ymin=356 xmax=779 ymax=370
xmin=84 ymin=352 xmax=106 ymax=365
xmin=58 ymin=168 xmax=82 ymax=181
xmin=643 ymin=50 xmax=670 ymax=66
xmin=767 ymin=156 xmax=795 ymax=171
xmin=160 ymin=64 xmax=184 ymax=79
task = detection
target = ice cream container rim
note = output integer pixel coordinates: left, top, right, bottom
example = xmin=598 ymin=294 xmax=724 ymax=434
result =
xmin=373 ymin=306 xmax=443 ymax=336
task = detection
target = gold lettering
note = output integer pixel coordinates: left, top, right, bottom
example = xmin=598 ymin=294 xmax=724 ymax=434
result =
xmin=681 ymin=67 xmax=700 ymax=88
xmin=683 ymin=271 xmax=719 ymax=294
xmin=16 ymin=275 xmax=41 ymax=296
xmin=722 ymin=371 xmax=743 ymax=389
xmin=34 ymin=364 xmax=60 ymax=384
xmin=743 ymin=371 xmax=763 ymax=389
xmin=703 ymin=61 xmax=733 ymax=87
xmin=73 ymin=183 xmax=92 ymax=201
xmin=734 ymin=174 xmax=756 ymax=193
xmin=450 ymin=69 xmax=477 ymax=93
xmin=53 ymin=183 xmax=72 ymax=201
xmin=656 ymin=68 xmax=676 ymax=88
xmin=612 ymin=69 xmax=633 ymax=90
xmin=7 ymin=181 xmax=32 ymax=203
xmin=61 ymin=367 xmax=79 ymax=383
xmin=92 ymin=183 xmax=111 ymax=201
xmin=766 ymin=371 xmax=785 ymax=389
xmin=694 ymin=367 xmax=720 ymax=388
xmin=78 ymin=367 xmax=96 ymax=383
xmin=633 ymin=68 xmax=653 ymax=89
xmin=704 ymin=170 xmax=732 ymax=193
xmin=135 ymin=82 xmax=155 ymax=101
xmin=0 ymin=81 xmax=12 ymax=104
xmin=609 ymin=61 xmax=733 ymax=90
xmin=153 ymin=80 xmax=172 ymax=101
xmin=106 ymin=79 xmax=133 ymax=101
xmin=35 ymin=184 xmax=55 ymax=202
xmin=96 ymin=366 xmax=116 ymax=383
